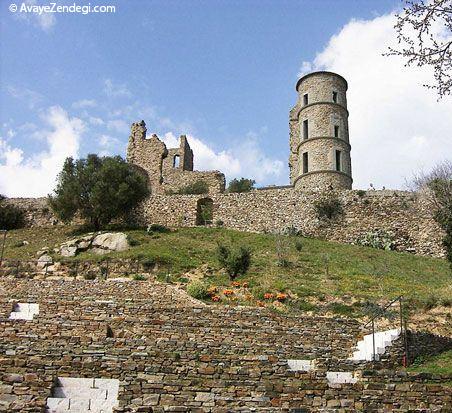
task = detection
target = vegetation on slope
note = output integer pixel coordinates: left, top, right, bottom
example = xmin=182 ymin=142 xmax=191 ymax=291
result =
xmin=408 ymin=350 xmax=452 ymax=376
xmin=3 ymin=226 xmax=451 ymax=314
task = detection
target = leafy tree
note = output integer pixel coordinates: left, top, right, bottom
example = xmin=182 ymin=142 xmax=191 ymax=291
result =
xmin=49 ymin=155 xmax=149 ymax=230
xmin=412 ymin=161 xmax=452 ymax=268
xmin=0 ymin=195 xmax=25 ymax=230
xmin=386 ymin=0 xmax=452 ymax=98
xmin=217 ymin=243 xmax=252 ymax=280
xmin=227 ymin=178 xmax=256 ymax=193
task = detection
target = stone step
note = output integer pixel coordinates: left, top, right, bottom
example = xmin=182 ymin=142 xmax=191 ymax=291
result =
xmin=46 ymin=396 xmax=118 ymax=413
xmin=349 ymin=329 xmax=400 ymax=361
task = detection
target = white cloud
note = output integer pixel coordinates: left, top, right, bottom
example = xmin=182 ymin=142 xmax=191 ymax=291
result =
xmin=161 ymin=131 xmax=284 ymax=184
xmin=301 ymin=13 xmax=452 ymax=189
xmin=0 ymin=106 xmax=84 ymax=197
xmin=72 ymin=99 xmax=97 ymax=109
xmin=98 ymin=134 xmax=122 ymax=156
xmin=103 ymin=79 xmax=132 ymax=98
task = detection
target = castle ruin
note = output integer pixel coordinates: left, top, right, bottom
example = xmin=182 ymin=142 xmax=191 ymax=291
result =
xmin=7 ymin=71 xmax=446 ymax=258
xmin=126 ymin=121 xmax=225 ymax=195
xmin=127 ymin=71 xmax=352 ymax=193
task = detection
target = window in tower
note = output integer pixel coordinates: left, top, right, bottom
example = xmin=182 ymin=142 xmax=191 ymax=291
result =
xmin=332 ymin=91 xmax=338 ymax=103
xmin=335 ymin=150 xmax=342 ymax=172
xmin=173 ymin=155 xmax=180 ymax=168
xmin=303 ymin=94 xmax=308 ymax=106
xmin=334 ymin=125 xmax=339 ymax=138
xmin=303 ymin=152 xmax=309 ymax=174
xmin=303 ymin=120 xmax=308 ymax=139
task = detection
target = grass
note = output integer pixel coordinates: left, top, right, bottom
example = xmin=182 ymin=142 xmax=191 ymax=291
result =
xmin=2 ymin=226 xmax=451 ymax=313
xmin=408 ymin=350 xmax=452 ymax=376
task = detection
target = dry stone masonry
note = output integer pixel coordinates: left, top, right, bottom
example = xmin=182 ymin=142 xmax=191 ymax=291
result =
xmin=0 ymin=278 xmax=450 ymax=412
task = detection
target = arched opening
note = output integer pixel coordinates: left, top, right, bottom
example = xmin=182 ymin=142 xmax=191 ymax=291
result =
xmin=173 ymin=155 xmax=180 ymax=168
xmin=196 ymin=198 xmax=213 ymax=226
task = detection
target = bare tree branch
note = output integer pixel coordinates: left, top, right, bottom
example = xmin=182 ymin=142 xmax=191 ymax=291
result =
xmin=385 ymin=0 xmax=452 ymax=98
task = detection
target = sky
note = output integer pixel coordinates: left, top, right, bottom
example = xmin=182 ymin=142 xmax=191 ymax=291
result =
xmin=1 ymin=0 xmax=451 ymax=197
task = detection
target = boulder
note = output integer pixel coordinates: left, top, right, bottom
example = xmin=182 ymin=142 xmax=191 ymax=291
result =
xmin=60 ymin=245 xmax=78 ymax=257
xmin=37 ymin=254 xmax=53 ymax=269
xmin=91 ymin=233 xmax=129 ymax=255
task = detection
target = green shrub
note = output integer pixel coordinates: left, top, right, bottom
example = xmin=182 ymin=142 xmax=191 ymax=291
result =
xmin=313 ymin=194 xmax=343 ymax=220
xmin=127 ymin=235 xmax=141 ymax=246
xmin=84 ymin=272 xmax=96 ymax=280
xmin=133 ymin=274 xmax=147 ymax=281
xmin=177 ymin=180 xmax=209 ymax=195
xmin=215 ymin=220 xmax=224 ymax=227
xmin=217 ymin=243 xmax=252 ymax=280
xmin=49 ymin=155 xmax=149 ymax=230
xmin=227 ymin=178 xmax=255 ymax=193
xmin=147 ymin=224 xmax=170 ymax=233
xmin=356 ymin=190 xmax=366 ymax=197
xmin=142 ymin=257 xmax=156 ymax=271
xmin=356 ymin=229 xmax=396 ymax=250
xmin=0 ymin=196 xmax=25 ymax=230
xmin=294 ymin=239 xmax=303 ymax=252
xmin=186 ymin=281 xmax=209 ymax=299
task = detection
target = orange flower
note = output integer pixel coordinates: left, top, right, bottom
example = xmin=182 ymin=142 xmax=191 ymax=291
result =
xmin=242 ymin=282 xmax=249 ymax=288
xmin=211 ymin=295 xmax=221 ymax=302
xmin=263 ymin=293 xmax=274 ymax=300
xmin=245 ymin=294 xmax=253 ymax=301
xmin=207 ymin=286 xmax=218 ymax=296
xmin=231 ymin=281 xmax=241 ymax=287
xmin=257 ymin=301 xmax=266 ymax=307
xmin=276 ymin=293 xmax=288 ymax=302
xmin=223 ymin=289 xmax=234 ymax=296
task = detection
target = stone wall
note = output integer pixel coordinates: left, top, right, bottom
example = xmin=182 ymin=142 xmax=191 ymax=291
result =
xmin=5 ymin=188 xmax=446 ymax=258
xmin=137 ymin=188 xmax=445 ymax=258
xmin=0 ymin=279 xmax=450 ymax=412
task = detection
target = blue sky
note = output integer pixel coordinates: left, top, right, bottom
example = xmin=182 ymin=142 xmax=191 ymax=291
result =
xmin=1 ymin=0 xmax=451 ymax=196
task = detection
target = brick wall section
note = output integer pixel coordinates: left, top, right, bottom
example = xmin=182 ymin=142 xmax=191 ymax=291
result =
xmin=0 ymin=279 xmax=450 ymax=412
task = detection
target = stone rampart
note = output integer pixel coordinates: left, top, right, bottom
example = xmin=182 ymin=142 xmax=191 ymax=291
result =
xmin=5 ymin=188 xmax=446 ymax=258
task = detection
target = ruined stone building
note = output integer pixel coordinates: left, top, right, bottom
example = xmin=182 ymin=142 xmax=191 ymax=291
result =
xmin=126 ymin=120 xmax=225 ymax=195
xmin=127 ymin=71 xmax=353 ymax=194
xmin=9 ymin=71 xmax=446 ymax=258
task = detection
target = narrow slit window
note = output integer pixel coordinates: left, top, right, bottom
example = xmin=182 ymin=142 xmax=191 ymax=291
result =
xmin=332 ymin=91 xmax=338 ymax=103
xmin=173 ymin=155 xmax=180 ymax=168
xmin=303 ymin=152 xmax=309 ymax=174
xmin=334 ymin=125 xmax=339 ymax=138
xmin=303 ymin=120 xmax=308 ymax=139
xmin=335 ymin=150 xmax=342 ymax=172
xmin=303 ymin=94 xmax=308 ymax=106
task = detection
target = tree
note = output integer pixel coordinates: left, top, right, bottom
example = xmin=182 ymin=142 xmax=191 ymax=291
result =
xmin=386 ymin=0 xmax=452 ymax=98
xmin=412 ymin=161 xmax=452 ymax=268
xmin=49 ymin=155 xmax=149 ymax=230
xmin=227 ymin=178 xmax=256 ymax=193
xmin=0 ymin=195 xmax=24 ymax=230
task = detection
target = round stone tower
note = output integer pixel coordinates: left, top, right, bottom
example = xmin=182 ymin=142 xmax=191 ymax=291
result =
xmin=289 ymin=71 xmax=352 ymax=190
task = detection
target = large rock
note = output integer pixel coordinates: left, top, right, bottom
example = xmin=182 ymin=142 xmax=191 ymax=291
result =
xmin=91 ymin=233 xmax=129 ymax=255
xmin=37 ymin=254 xmax=53 ymax=269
